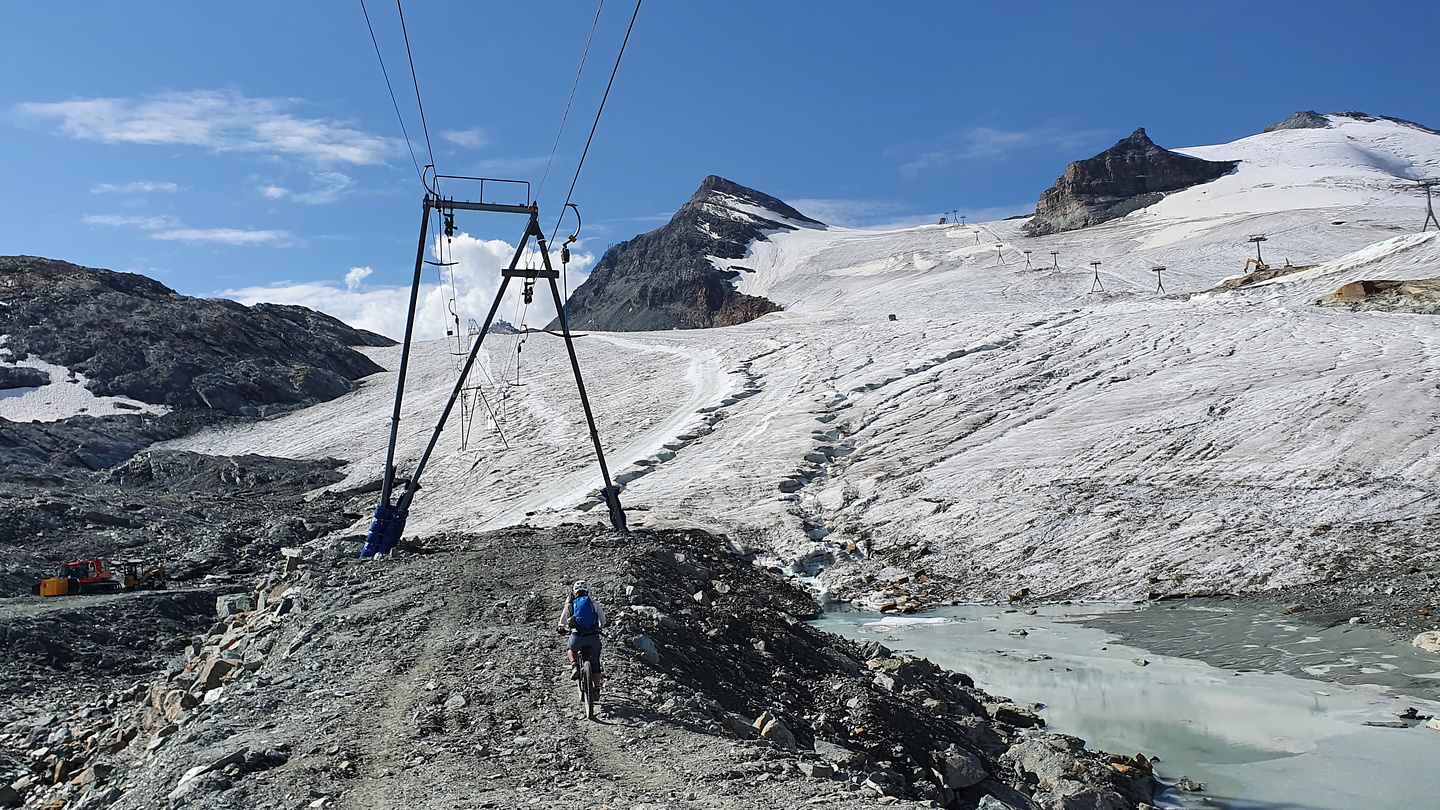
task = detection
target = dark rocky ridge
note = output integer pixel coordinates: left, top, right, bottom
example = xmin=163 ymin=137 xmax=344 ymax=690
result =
xmin=555 ymin=176 xmax=822 ymax=331
xmin=1023 ymin=128 xmax=1239 ymax=237
xmin=0 ymin=256 xmax=392 ymax=416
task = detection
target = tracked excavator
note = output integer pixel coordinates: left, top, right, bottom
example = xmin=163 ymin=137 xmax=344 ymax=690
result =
xmin=35 ymin=558 xmax=167 ymax=597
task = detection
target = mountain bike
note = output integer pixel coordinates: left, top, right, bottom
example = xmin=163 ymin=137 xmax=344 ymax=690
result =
xmin=559 ymin=627 xmax=601 ymax=720
xmin=574 ymin=643 xmax=597 ymax=720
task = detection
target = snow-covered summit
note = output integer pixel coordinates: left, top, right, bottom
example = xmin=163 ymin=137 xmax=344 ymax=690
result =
xmin=1163 ymin=112 xmax=1440 ymax=219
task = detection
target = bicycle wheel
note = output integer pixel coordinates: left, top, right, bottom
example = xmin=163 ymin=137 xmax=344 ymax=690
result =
xmin=581 ymin=660 xmax=595 ymax=720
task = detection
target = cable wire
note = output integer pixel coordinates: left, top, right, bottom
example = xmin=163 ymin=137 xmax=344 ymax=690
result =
xmin=360 ymin=0 xmax=424 ymax=183
xmin=551 ymin=0 xmax=642 ymax=242
xmin=396 ymin=0 xmax=436 ymax=170
xmin=538 ymin=0 xmax=605 ymax=199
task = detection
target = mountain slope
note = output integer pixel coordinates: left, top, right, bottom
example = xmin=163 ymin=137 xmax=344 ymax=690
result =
xmin=0 ymin=256 xmax=392 ymax=417
xmin=556 ymin=176 xmax=822 ymax=331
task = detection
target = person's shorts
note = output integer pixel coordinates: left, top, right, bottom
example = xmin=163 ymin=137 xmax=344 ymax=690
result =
xmin=568 ymin=633 xmax=601 ymax=673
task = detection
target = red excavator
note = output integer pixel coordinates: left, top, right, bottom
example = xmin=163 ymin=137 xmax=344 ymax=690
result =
xmin=35 ymin=559 xmax=167 ymax=597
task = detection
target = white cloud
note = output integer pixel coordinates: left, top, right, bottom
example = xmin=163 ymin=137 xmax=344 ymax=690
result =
xmin=83 ymin=213 xmax=180 ymax=230
xmin=473 ymin=155 xmax=549 ymax=175
xmin=84 ymin=212 xmax=291 ymax=245
xmin=345 ymin=266 xmax=373 ymax=291
xmin=900 ymin=126 xmax=1111 ymax=178
xmin=90 ymin=181 xmax=181 ymax=194
xmin=291 ymin=171 xmax=354 ymax=205
xmin=789 ymin=198 xmax=905 ymax=228
xmin=440 ymin=127 xmax=489 ymax=149
xmin=222 ymin=232 xmax=594 ymax=340
xmin=261 ymin=185 xmax=288 ymax=199
xmin=150 ymin=228 xmax=292 ymax=245
xmin=17 ymin=89 xmax=395 ymax=166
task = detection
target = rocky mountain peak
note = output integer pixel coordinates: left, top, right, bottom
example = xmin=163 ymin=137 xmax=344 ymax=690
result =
xmin=554 ymin=177 xmax=823 ymax=331
xmin=1111 ymin=127 xmax=1164 ymax=155
xmin=1264 ymin=110 xmax=1333 ymax=132
xmin=688 ymin=175 xmax=823 ymax=226
xmin=1023 ymin=129 xmax=1238 ymax=237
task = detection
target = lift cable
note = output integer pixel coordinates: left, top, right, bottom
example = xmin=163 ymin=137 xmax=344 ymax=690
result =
xmin=359 ymin=0 xmax=424 ymax=184
xmin=395 ymin=0 xmax=436 ymax=171
xmin=538 ymin=0 xmax=605 ymax=200
xmin=550 ymin=0 xmax=642 ymax=243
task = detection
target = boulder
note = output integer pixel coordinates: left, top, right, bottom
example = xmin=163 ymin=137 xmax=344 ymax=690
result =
xmin=873 ymin=672 xmax=900 ymax=692
xmin=988 ymin=703 xmax=1046 ymax=729
xmin=630 ymin=606 xmax=678 ymax=629
xmin=1002 ymin=736 xmax=1083 ymax=792
xmin=934 ymin=747 xmax=987 ymax=789
xmin=862 ymin=769 xmax=907 ymax=798
xmin=820 ymin=646 xmax=861 ymax=676
xmin=168 ymin=747 xmax=247 ymax=801
xmin=216 ymin=594 xmax=256 ymax=619
xmin=196 ymin=658 xmax=236 ymax=690
xmin=1414 ymin=631 xmax=1440 ymax=655
xmin=630 ymin=634 xmax=660 ymax=665
xmin=161 ymin=689 xmax=199 ymax=722
xmin=758 ymin=717 xmax=797 ymax=749
xmin=799 ymin=761 xmax=836 ymax=779
xmin=720 ymin=713 xmax=758 ymax=739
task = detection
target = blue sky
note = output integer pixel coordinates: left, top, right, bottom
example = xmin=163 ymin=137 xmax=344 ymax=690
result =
xmin=2 ymin=1 xmax=1437 ymax=337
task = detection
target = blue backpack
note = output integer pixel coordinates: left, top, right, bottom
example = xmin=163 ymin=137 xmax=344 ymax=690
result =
xmin=572 ymin=595 xmax=600 ymax=634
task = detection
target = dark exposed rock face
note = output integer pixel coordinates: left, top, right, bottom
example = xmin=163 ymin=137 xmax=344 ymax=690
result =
xmin=0 ymin=256 xmax=393 ymax=415
xmin=1023 ymin=128 xmax=1238 ymax=237
xmin=1264 ymin=110 xmax=1332 ymax=132
xmin=554 ymin=176 xmax=822 ymax=331
xmin=0 ymin=366 xmax=49 ymax=390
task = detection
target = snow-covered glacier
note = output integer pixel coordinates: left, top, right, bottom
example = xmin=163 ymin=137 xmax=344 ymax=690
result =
xmin=168 ymin=113 xmax=1440 ymax=606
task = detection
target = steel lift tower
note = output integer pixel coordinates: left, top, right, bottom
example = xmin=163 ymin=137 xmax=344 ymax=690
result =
xmin=361 ymin=174 xmax=627 ymax=557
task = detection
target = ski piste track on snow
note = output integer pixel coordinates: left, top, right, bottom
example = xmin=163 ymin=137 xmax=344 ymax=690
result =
xmin=164 ymin=113 xmax=1440 ymax=607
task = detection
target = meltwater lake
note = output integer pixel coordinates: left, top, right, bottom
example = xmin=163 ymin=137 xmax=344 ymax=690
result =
xmin=813 ymin=603 xmax=1440 ymax=809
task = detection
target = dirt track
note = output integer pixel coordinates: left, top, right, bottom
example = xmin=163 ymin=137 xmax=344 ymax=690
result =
xmin=2 ymin=524 xmax=1155 ymax=810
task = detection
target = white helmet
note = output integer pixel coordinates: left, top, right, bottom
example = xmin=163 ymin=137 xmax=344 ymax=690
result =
xmin=572 ymin=580 xmax=590 ymax=594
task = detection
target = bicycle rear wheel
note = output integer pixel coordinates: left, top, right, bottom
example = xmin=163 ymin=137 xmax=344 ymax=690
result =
xmin=581 ymin=660 xmax=595 ymax=720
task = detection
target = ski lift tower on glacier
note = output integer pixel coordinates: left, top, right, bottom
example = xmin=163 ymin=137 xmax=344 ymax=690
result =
xmin=361 ymin=171 xmax=628 ymax=558
xmin=1419 ymin=180 xmax=1440 ymax=232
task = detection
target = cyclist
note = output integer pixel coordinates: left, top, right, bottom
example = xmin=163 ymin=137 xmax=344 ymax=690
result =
xmin=558 ymin=580 xmax=608 ymax=695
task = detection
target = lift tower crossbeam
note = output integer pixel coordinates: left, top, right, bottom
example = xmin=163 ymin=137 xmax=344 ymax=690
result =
xmin=363 ymin=175 xmax=627 ymax=557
